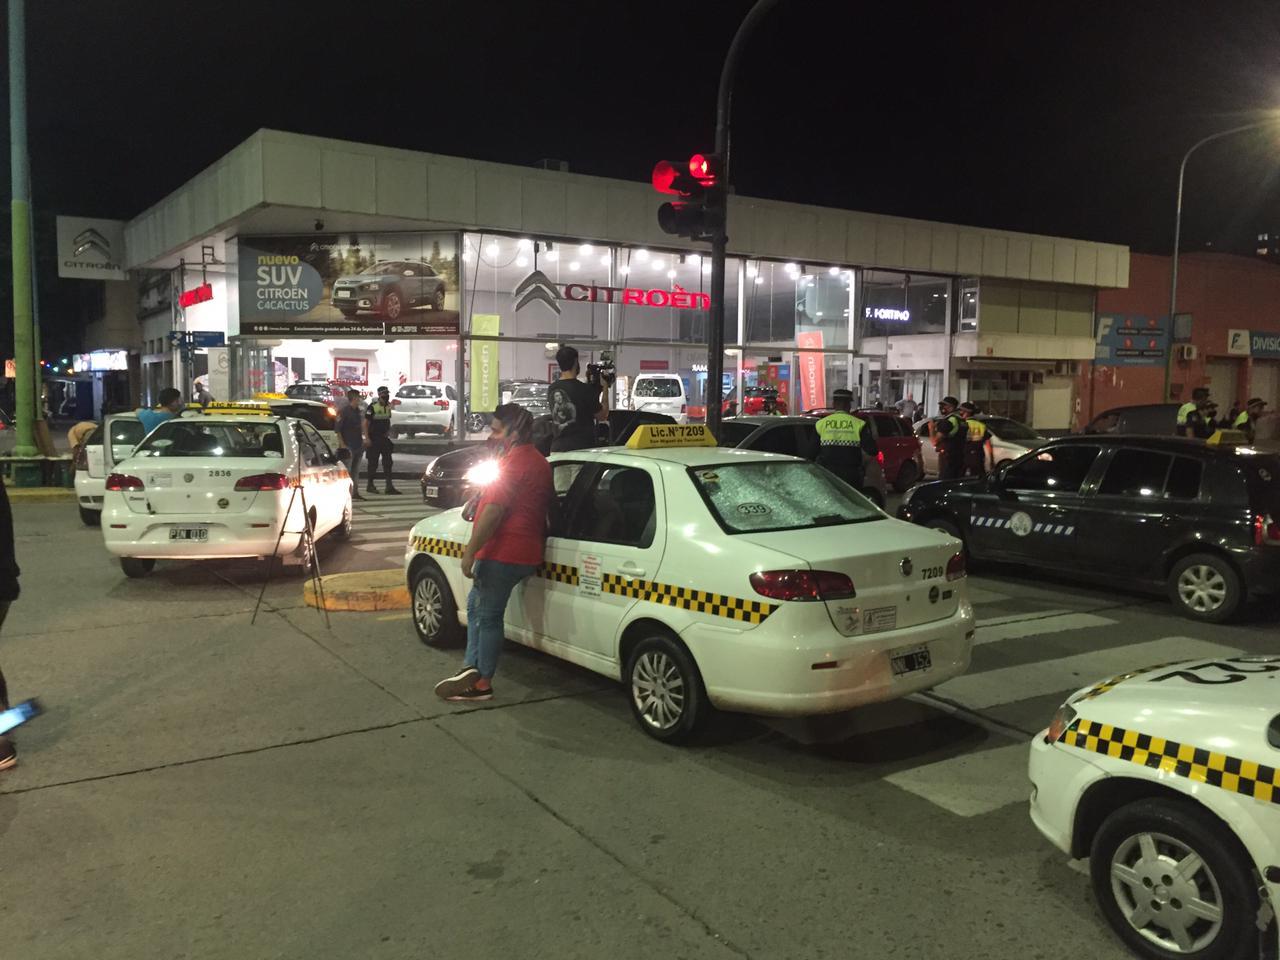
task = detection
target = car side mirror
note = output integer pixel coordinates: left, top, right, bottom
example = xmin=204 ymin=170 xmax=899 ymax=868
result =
xmin=461 ymin=496 xmax=480 ymax=522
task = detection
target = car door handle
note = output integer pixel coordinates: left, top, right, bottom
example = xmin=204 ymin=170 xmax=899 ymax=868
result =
xmin=617 ymin=562 xmax=647 ymax=580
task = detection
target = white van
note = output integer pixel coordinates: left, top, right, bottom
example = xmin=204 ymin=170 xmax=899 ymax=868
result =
xmin=630 ymin=373 xmax=688 ymax=424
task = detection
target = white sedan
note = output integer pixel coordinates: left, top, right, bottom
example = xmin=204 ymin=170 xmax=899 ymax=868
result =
xmin=1030 ymin=657 xmax=1280 ymax=960
xmin=101 ymin=406 xmax=352 ymax=578
xmin=404 ymin=424 xmax=976 ymax=742
xmin=74 ymin=414 xmax=144 ymax=526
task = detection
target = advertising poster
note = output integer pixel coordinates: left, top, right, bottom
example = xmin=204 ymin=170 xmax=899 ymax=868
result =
xmin=1095 ymin=314 xmax=1168 ymax=366
xmin=237 ymin=232 xmax=460 ymax=337
xmin=795 ymin=330 xmax=826 ymax=411
xmin=470 ymin=314 xmax=500 ymax=413
xmin=206 ymin=347 xmax=230 ymax=400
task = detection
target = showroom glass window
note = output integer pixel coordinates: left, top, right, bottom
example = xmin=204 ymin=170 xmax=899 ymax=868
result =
xmin=860 ymin=270 xmax=950 ymax=338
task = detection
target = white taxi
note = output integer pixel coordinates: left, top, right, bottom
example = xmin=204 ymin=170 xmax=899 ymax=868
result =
xmin=1030 ymin=657 xmax=1280 ymax=960
xmin=101 ymin=404 xmax=353 ymax=578
xmin=404 ymin=424 xmax=976 ymax=742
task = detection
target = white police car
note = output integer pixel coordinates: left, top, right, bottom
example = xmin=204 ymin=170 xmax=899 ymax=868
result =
xmin=1030 ymin=657 xmax=1280 ymax=960
xmin=404 ymin=424 xmax=976 ymax=742
xmin=100 ymin=404 xmax=352 ymax=577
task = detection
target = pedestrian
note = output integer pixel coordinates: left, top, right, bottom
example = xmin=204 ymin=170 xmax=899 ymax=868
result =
xmin=363 ymin=386 xmax=401 ymax=495
xmin=67 ymin=419 xmax=97 ymax=458
xmin=898 ymin=394 xmax=919 ymax=422
xmin=193 ymin=380 xmax=214 ymax=406
xmin=137 ymin=388 xmax=183 ymax=435
xmin=1177 ymin=387 xmax=1209 ymax=438
xmin=934 ymin=396 xmax=966 ymax=480
xmin=814 ymin=388 xmax=878 ymax=490
xmin=546 ymin=345 xmax=609 ymax=452
xmin=434 ymin=403 xmax=553 ymax=703
xmin=0 ymin=474 xmax=22 ymax=771
xmin=335 ymin=389 xmax=366 ymax=500
xmin=958 ymin=402 xmax=990 ymax=477
xmin=1233 ymin=397 xmax=1268 ymax=443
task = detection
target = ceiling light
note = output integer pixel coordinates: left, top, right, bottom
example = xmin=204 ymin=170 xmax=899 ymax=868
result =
xmin=746 ymin=265 xmax=758 ymax=278
xmin=688 ymin=254 xmax=701 ymax=266
xmin=516 ymin=256 xmax=529 ymax=268
xmin=652 ymin=259 xmax=664 ymax=270
xmin=754 ymin=276 xmax=764 ymax=284
xmin=546 ymin=250 xmax=559 ymax=262
xmin=569 ymin=261 xmax=581 ymax=271
xmin=600 ymin=254 xmax=610 ymax=267
xmin=618 ymin=264 xmax=630 ymax=275
xmin=635 ymin=248 xmax=650 ymax=262
xmin=702 ymin=262 xmax=712 ymax=274
xmin=485 ymin=242 xmax=499 ymax=257
xmin=816 ymin=311 xmax=824 ymax=317
xmin=785 ymin=262 xmax=798 ymax=272
xmin=667 ymin=269 xmax=677 ymax=279
xmin=580 ymin=243 xmax=594 ymax=256
xmin=828 ymin=266 xmax=840 ymax=276
xmin=517 ymin=238 xmax=533 ymax=249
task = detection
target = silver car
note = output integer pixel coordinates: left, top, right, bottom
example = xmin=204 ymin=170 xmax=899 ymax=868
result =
xmin=916 ymin=414 xmax=1045 ymax=477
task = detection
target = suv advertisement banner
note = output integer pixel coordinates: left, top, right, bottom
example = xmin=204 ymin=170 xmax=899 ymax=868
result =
xmin=237 ymin=232 xmax=460 ymax=337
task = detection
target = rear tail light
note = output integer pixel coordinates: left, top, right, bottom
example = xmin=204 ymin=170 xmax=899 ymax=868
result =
xmin=234 ymin=473 xmax=290 ymax=491
xmin=434 ymin=399 xmax=450 ymax=408
xmin=681 ymin=403 xmax=687 ymax=413
xmin=877 ymin=451 xmax=885 ymax=465
xmin=1256 ymin=514 xmax=1280 ymax=546
xmin=946 ymin=551 xmax=966 ymax=580
xmin=105 ymin=473 xmax=144 ymax=491
xmin=391 ymin=398 xmax=402 ymax=406
xmin=749 ymin=569 xmax=856 ymax=602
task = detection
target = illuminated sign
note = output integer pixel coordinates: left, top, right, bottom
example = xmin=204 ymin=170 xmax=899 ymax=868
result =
xmin=514 ymin=271 xmax=709 ymax=313
xmin=178 ymin=283 xmax=214 ymax=308
xmin=864 ymin=307 xmax=911 ymax=322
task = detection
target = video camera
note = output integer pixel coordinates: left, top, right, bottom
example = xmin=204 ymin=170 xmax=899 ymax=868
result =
xmin=586 ymin=350 xmax=617 ymax=389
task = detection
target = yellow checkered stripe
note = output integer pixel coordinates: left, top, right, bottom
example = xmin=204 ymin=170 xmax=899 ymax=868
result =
xmin=410 ymin=536 xmax=465 ymax=559
xmin=540 ymin=562 xmax=579 ymax=585
xmin=1062 ymin=717 xmax=1280 ymax=805
xmin=1073 ymin=660 xmax=1191 ymax=702
xmin=600 ymin=573 xmax=777 ymax=625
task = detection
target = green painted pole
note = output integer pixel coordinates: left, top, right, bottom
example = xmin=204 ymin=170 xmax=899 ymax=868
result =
xmin=9 ymin=0 xmax=37 ymax=458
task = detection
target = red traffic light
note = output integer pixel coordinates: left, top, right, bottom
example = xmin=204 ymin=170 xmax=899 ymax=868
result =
xmin=652 ymin=160 xmax=681 ymax=196
xmin=689 ymin=153 xmax=717 ymax=184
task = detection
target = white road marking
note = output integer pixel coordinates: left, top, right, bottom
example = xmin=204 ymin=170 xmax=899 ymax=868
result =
xmin=976 ymin=609 xmax=1072 ymax=627
xmin=351 ymin=542 xmax=409 ymax=553
xmin=884 ymin=742 xmax=1031 ymax=817
xmin=974 ymin=612 xmax=1117 ymax=646
xmin=935 ymin=636 xmax=1240 ymax=710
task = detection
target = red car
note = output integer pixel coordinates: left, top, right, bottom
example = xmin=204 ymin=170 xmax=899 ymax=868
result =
xmin=803 ymin=407 xmax=924 ymax=492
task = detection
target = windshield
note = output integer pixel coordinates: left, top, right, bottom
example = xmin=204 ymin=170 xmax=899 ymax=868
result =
xmin=689 ymin=461 xmax=881 ymax=534
xmin=511 ymin=385 xmax=544 ymax=401
xmin=716 ymin=421 xmax=758 ymax=447
xmin=135 ymin=420 xmax=286 ymax=458
xmin=356 ymin=262 xmax=399 ymax=276
xmin=397 ymin=384 xmax=441 ymax=399
xmin=984 ymin=417 xmax=1040 ymax=441
xmin=635 ymin=378 xmax=682 ymax=398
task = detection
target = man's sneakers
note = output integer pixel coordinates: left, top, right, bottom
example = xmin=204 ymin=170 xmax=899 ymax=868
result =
xmin=433 ymin=666 xmax=492 ymax=702
xmin=0 ymin=736 xmax=15 ymax=771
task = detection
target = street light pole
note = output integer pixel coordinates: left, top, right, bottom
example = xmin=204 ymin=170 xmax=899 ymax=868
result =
xmin=1164 ymin=116 xmax=1280 ymax=401
xmin=706 ymin=0 xmax=780 ymax=438
xmin=8 ymin=0 xmax=37 ymax=459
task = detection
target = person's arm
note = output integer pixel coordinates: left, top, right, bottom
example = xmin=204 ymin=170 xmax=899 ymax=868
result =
xmin=861 ymin=425 xmax=879 ymax=457
xmin=461 ymin=502 xmax=507 ymax=578
xmin=362 ymin=406 xmax=372 ymax=446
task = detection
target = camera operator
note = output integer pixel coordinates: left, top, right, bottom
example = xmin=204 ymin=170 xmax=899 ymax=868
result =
xmin=547 ymin=345 xmax=611 ymax=452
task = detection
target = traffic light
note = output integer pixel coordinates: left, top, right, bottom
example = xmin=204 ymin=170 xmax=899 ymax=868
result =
xmin=652 ymin=153 xmax=724 ymax=241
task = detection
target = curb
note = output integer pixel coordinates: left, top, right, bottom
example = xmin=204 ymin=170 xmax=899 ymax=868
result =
xmin=9 ymin=488 xmax=77 ymax=502
xmin=303 ymin=568 xmax=410 ymax=612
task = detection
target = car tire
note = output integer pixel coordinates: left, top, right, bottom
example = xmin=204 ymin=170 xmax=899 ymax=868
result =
xmin=79 ymin=505 xmax=100 ymax=527
xmin=411 ymin=562 xmax=463 ymax=647
xmin=1089 ymin=797 xmax=1257 ymax=960
xmin=331 ymin=502 xmax=352 ymax=541
xmin=893 ymin=460 xmax=920 ymax=493
xmin=120 ymin=557 xmax=155 ymax=578
xmin=624 ymin=633 xmax=709 ymax=745
xmin=381 ymin=289 xmax=403 ymax=321
xmin=338 ymin=308 xmax=358 ymax=319
xmin=1168 ymin=553 xmax=1241 ymax=624
xmin=466 ymin=412 xmax=487 ymax=434
xmin=431 ymin=287 xmax=445 ymax=311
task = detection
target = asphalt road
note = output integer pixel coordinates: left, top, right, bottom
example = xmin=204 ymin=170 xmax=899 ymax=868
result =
xmin=3 ymin=501 xmax=1277 ymax=959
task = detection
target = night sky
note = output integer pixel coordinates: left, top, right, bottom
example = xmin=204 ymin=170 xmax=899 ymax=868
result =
xmin=9 ymin=0 xmax=1280 ymax=353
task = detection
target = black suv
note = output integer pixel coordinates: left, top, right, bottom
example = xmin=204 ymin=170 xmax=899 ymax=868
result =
xmin=897 ymin=435 xmax=1280 ymax=622
xmin=1084 ymin=403 xmax=1181 ymax=435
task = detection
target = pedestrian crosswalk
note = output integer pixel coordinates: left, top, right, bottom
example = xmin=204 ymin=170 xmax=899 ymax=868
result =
xmin=346 ymin=496 xmax=442 ymax=568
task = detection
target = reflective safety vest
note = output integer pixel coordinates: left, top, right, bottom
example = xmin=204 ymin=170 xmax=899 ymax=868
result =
xmin=815 ymin=411 xmax=868 ymax=448
xmin=1176 ymin=401 xmax=1197 ymax=425
xmin=1234 ymin=410 xmax=1250 ymax=429
xmin=936 ymin=413 xmax=965 ymax=448
xmin=966 ymin=418 xmax=988 ymax=442
xmin=369 ymin=400 xmax=393 ymax=421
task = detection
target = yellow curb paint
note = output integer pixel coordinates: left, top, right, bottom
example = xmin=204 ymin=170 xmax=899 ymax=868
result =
xmin=303 ymin=568 xmax=410 ymax=613
xmin=9 ymin=488 xmax=76 ymax=501
xmin=376 ymin=612 xmax=411 ymax=622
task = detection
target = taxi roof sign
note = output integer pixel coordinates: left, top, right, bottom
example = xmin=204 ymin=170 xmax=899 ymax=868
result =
xmin=625 ymin=423 xmax=718 ymax=450
xmin=1206 ymin=429 xmax=1248 ymax=446
xmin=199 ymin=401 xmax=274 ymax=416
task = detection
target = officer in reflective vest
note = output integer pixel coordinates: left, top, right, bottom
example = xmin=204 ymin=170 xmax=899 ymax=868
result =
xmin=1233 ymin=397 xmax=1267 ymax=443
xmin=364 ymin=386 xmax=402 ymax=495
xmin=934 ymin=396 xmax=966 ymax=480
xmin=958 ymin=402 xmax=991 ymax=477
xmin=1176 ymin=387 xmax=1209 ymax=438
xmin=815 ymin=389 xmax=878 ymax=489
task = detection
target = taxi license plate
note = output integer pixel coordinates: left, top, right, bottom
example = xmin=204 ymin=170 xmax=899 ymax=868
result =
xmin=890 ymin=644 xmax=931 ymax=677
xmin=335 ymin=289 xmax=352 ymax=299
xmin=169 ymin=527 xmax=208 ymax=542
xmin=424 ymin=485 xmax=439 ymax=498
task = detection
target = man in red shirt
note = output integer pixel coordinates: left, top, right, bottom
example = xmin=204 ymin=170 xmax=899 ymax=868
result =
xmin=434 ymin=404 xmax=553 ymax=702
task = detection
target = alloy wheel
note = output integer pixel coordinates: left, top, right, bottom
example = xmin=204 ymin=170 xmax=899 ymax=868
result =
xmin=1177 ymin=564 xmax=1227 ymax=613
xmin=631 ymin=650 xmax=686 ymax=731
xmin=414 ymin=576 xmax=444 ymax=639
xmin=1109 ymin=830 xmax=1224 ymax=954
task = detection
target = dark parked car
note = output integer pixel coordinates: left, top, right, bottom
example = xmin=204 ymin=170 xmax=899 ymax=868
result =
xmin=897 ymin=435 xmax=1280 ymax=622
xmin=465 ymin=379 xmax=551 ymax=434
xmin=1084 ymin=403 xmax=1181 ymax=435
xmin=285 ymin=382 xmax=345 ymax=405
xmin=330 ymin=260 xmax=447 ymax=320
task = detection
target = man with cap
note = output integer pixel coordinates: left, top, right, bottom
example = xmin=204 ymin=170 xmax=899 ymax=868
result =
xmin=958 ymin=402 xmax=991 ymax=477
xmin=1177 ymin=387 xmax=1210 ymax=438
xmin=1233 ymin=397 xmax=1268 ymax=443
xmin=815 ymin=389 xmax=878 ymax=490
xmin=934 ymin=397 xmax=967 ymax=480
xmin=363 ymin=386 xmax=402 ymax=495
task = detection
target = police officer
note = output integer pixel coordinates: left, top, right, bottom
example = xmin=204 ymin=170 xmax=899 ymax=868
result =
xmin=934 ymin=396 xmax=966 ymax=480
xmin=1176 ymin=387 xmax=1210 ymax=437
xmin=958 ymin=402 xmax=990 ymax=477
xmin=1233 ymin=397 xmax=1267 ymax=443
xmin=364 ymin=386 xmax=402 ymax=495
xmin=815 ymin=388 xmax=877 ymax=488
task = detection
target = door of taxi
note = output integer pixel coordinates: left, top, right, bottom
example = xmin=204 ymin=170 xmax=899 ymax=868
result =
xmin=527 ymin=460 xmax=666 ymax=670
xmin=965 ymin=443 xmax=1102 ymax=564
xmin=295 ymin=421 xmax=347 ymax=532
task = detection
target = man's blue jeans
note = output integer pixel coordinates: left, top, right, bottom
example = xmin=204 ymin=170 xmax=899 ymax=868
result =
xmin=465 ymin=560 xmax=537 ymax=680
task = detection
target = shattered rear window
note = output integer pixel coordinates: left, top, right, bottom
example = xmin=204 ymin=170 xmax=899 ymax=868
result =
xmin=688 ymin=461 xmax=882 ymax=534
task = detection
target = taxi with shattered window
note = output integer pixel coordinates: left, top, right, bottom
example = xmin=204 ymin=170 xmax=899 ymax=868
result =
xmin=405 ymin=424 xmax=976 ymax=742
xmin=100 ymin=403 xmax=352 ymax=578
xmin=1030 ymin=656 xmax=1280 ymax=960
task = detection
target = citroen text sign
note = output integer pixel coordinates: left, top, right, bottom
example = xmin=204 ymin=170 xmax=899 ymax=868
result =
xmin=56 ymin=215 xmax=127 ymax=280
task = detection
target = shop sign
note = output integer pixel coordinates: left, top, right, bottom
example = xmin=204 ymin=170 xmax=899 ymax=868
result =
xmin=56 ymin=215 xmax=126 ymax=280
xmin=178 ymin=283 xmax=214 ymax=308
xmin=1228 ymin=329 xmax=1280 ymax=359
xmin=1095 ymin=314 xmax=1168 ymax=367
xmin=513 ymin=270 xmax=710 ymax=313
xmin=73 ymin=349 xmax=129 ymax=373
xmin=795 ymin=331 xmax=827 ymax=411
xmin=864 ymin=307 xmax=911 ymax=322
xmin=471 ymin=315 xmax=501 ymax=413
xmin=639 ymin=360 xmax=670 ymax=372
xmin=237 ymin=232 xmax=461 ymax=338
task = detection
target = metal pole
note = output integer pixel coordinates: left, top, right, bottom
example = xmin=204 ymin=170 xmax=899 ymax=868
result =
xmin=1164 ymin=116 xmax=1280 ymax=401
xmin=707 ymin=0 xmax=780 ymax=438
xmin=9 ymin=0 xmax=37 ymax=458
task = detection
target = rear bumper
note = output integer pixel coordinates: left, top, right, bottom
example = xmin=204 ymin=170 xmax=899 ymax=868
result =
xmin=102 ymin=508 xmax=301 ymax=559
xmin=75 ymin=473 xmax=104 ymax=509
xmin=1240 ymin=547 xmax=1280 ymax=596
